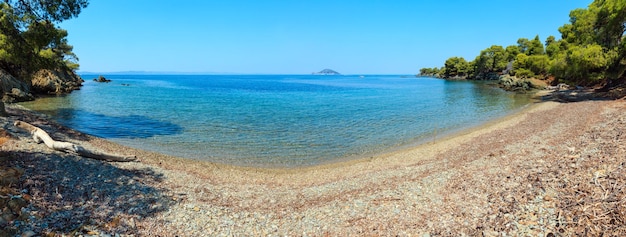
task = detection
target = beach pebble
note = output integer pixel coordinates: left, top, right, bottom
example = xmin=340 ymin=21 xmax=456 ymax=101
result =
xmin=21 ymin=230 xmax=36 ymax=237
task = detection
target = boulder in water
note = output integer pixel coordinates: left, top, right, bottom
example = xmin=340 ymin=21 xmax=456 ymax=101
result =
xmin=93 ymin=75 xmax=111 ymax=83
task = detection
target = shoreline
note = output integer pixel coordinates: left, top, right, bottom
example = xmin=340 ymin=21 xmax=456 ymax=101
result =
xmin=2 ymin=91 xmax=626 ymax=235
xmin=14 ymin=89 xmax=541 ymax=170
xmin=81 ymin=96 xmax=548 ymax=179
xmin=8 ymin=90 xmax=552 ymax=184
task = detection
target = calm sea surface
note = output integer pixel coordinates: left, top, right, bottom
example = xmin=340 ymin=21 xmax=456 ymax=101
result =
xmin=18 ymin=74 xmax=532 ymax=167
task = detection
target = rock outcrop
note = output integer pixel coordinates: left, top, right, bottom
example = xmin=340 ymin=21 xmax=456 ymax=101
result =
xmin=31 ymin=68 xmax=83 ymax=94
xmin=93 ymin=75 xmax=111 ymax=83
xmin=498 ymin=75 xmax=547 ymax=92
xmin=0 ymin=69 xmax=34 ymax=102
xmin=0 ymin=67 xmax=83 ymax=102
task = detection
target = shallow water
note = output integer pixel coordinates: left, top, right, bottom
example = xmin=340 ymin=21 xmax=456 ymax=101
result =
xmin=19 ymin=74 xmax=532 ymax=167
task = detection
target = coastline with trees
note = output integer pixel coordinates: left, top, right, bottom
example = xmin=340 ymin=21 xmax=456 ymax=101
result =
xmin=420 ymin=0 xmax=626 ymax=94
xmin=0 ymin=0 xmax=87 ymax=102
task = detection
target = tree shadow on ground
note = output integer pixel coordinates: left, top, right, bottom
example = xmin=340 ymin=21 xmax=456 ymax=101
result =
xmin=5 ymin=150 xmax=173 ymax=234
xmin=539 ymin=87 xmax=626 ymax=103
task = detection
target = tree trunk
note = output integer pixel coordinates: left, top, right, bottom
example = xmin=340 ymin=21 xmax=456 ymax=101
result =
xmin=14 ymin=120 xmax=136 ymax=162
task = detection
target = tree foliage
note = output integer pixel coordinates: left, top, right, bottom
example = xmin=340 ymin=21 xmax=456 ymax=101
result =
xmin=4 ymin=0 xmax=88 ymax=23
xmin=474 ymin=45 xmax=507 ymax=78
xmin=419 ymin=67 xmax=441 ymax=77
xmin=420 ymin=0 xmax=626 ymax=86
xmin=527 ymin=35 xmax=545 ymax=56
xmin=556 ymin=0 xmax=626 ymax=84
xmin=517 ymin=38 xmax=530 ymax=54
xmin=505 ymin=45 xmax=521 ymax=62
xmin=0 ymin=3 xmax=34 ymax=74
xmin=443 ymin=57 xmax=470 ymax=78
xmin=545 ymin=35 xmax=561 ymax=58
xmin=559 ymin=8 xmax=597 ymax=46
xmin=513 ymin=54 xmax=550 ymax=79
xmin=551 ymin=44 xmax=617 ymax=84
xmin=0 ymin=0 xmax=86 ymax=79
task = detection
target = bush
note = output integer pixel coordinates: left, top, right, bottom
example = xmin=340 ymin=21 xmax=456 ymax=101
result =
xmin=514 ymin=68 xmax=535 ymax=78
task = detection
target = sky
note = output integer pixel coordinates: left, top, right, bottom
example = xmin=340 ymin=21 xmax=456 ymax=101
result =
xmin=60 ymin=0 xmax=591 ymax=75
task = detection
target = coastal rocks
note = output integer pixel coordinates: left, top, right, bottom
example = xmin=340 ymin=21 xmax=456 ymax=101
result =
xmin=0 ymin=69 xmax=33 ymax=102
xmin=475 ymin=72 xmax=501 ymax=80
xmin=31 ymin=68 xmax=83 ymax=94
xmin=0 ymin=67 xmax=83 ymax=101
xmin=5 ymin=88 xmax=34 ymax=103
xmin=498 ymin=75 xmax=546 ymax=92
xmin=446 ymin=75 xmax=468 ymax=80
xmin=93 ymin=75 xmax=111 ymax=83
xmin=416 ymin=73 xmax=441 ymax=78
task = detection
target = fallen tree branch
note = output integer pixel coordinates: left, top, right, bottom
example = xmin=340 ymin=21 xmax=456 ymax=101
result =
xmin=14 ymin=120 xmax=137 ymax=162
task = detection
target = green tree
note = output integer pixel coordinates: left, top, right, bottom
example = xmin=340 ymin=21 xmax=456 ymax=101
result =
xmin=551 ymin=44 xmax=616 ymax=84
xmin=419 ymin=67 xmax=442 ymax=76
xmin=505 ymin=45 xmax=520 ymax=62
xmin=591 ymin=0 xmax=626 ymax=81
xmin=559 ymin=8 xmax=597 ymax=46
xmin=425 ymin=0 xmax=626 ymax=86
xmin=0 ymin=1 xmax=86 ymax=79
xmin=443 ymin=57 xmax=470 ymax=78
xmin=513 ymin=54 xmax=532 ymax=78
xmin=23 ymin=21 xmax=78 ymax=69
xmin=474 ymin=45 xmax=507 ymax=78
xmin=0 ymin=3 xmax=35 ymax=76
xmin=593 ymin=0 xmax=626 ymax=49
xmin=528 ymin=35 xmax=545 ymax=56
xmin=513 ymin=54 xmax=551 ymax=78
xmin=517 ymin=38 xmax=530 ymax=54
xmin=545 ymin=35 xmax=561 ymax=58
xmin=555 ymin=0 xmax=626 ymax=84
xmin=545 ymin=35 xmax=556 ymax=46
xmin=5 ymin=0 xmax=88 ymax=23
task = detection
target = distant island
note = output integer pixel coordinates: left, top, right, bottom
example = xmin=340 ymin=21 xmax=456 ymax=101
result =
xmin=313 ymin=69 xmax=341 ymax=75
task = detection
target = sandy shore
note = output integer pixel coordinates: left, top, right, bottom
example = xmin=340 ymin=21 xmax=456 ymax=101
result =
xmin=1 ymin=92 xmax=625 ymax=236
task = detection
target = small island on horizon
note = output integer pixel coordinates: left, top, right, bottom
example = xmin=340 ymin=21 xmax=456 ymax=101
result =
xmin=312 ymin=69 xmax=341 ymax=75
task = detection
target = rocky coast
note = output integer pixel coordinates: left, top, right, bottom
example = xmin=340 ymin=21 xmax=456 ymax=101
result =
xmin=0 ymin=89 xmax=625 ymax=236
xmin=0 ymin=68 xmax=83 ymax=103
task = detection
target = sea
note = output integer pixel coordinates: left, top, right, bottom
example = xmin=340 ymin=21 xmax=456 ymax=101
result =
xmin=18 ymin=74 xmax=533 ymax=167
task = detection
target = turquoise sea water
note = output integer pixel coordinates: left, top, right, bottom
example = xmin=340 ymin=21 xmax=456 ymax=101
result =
xmin=18 ymin=75 xmax=532 ymax=167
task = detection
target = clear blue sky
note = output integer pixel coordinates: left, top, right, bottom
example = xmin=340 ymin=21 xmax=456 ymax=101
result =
xmin=60 ymin=0 xmax=591 ymax=74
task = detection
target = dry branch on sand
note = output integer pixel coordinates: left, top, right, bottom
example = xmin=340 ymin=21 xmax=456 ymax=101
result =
xmin=13 ymin=120 xmax=136 ymax=162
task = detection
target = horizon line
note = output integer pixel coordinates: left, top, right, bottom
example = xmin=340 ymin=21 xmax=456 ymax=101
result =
xmin=77 ymin=71 xmax=418 ymax=76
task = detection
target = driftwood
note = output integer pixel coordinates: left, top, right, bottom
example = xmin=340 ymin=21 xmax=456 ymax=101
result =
xmin=14 ymin=120 xmax=137 ymax=162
